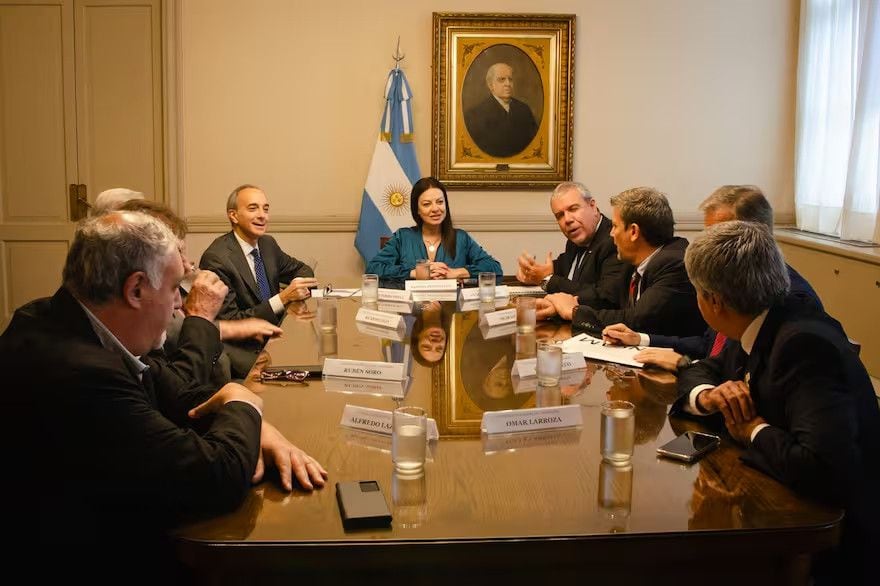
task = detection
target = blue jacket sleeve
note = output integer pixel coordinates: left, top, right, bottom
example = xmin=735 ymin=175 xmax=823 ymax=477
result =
xmin=459 ymin=230 xmax=503 ymax=276
xmin=365 ymin=229 xmax=413 ymax=280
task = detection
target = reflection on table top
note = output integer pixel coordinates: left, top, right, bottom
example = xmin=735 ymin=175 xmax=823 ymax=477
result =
xmin=174 ymin=295 xmax=841 ymax=574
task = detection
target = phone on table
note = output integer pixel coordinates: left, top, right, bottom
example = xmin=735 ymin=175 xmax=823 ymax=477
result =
xmin=335 ymin=481 xmax=392 ymax=530
xmin=656 ymin=431 xmax=721 ymax=462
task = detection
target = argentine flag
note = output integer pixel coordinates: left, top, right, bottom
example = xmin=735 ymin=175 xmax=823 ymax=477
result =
xmin=355 ymin=69 xmax=422 ymax=264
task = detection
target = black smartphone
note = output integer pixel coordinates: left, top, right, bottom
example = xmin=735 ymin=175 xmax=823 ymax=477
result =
xmin=656 ymin=431 xmax=721 ymax=462
xmin=335 ymin=481 xmax=392 ymax=530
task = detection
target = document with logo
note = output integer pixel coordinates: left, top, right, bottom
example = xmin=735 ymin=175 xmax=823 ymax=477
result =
xmin=561 ymin=333 xmax=644 ymax=368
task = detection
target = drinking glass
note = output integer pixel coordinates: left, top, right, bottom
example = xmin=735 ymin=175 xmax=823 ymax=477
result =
xmin=361 ymin=273 xmax=379 ymax=303
xmin=478 ymin=272 xmax=496 ymax=302
xmin=536 ymin=340 xmax=562 ymax=385
xmin=392 ymin=406 xmax=427 ymax=475
xmin=414 ymin=259 xmax=430 ymax=280
xmin=600 ymin=400 xmax=635 ymax=464
xmin=516 ymin=297 xmax=536 ymax=333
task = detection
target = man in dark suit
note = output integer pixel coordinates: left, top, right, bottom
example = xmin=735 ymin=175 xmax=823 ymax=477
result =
xmin=0 ymin=212 xmax=326 ymax=575
xmin=674 ymin=221 xmax=879 ymax=584
xmin=464 ymin=62 xmax=539 ymax=158
xmin=200 ymin=184 xmax=317 ymax=325
xmin=517 ymin=182 xmax=626 ymax=310
xmin=602 ymin=184 xmax=822 ymax=371
xmin=200 ymin=184 xmax=317 ymax=376
xmin=537 ymin=186 xmax=706 ymax=338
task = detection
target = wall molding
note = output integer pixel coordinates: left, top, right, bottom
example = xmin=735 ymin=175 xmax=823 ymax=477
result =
xmin=186 ymin=212 xmax=797 ymax=234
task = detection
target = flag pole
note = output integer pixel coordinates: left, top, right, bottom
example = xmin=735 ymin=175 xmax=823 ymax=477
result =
xmin=393 ymin=36 xmax=405 ymax=70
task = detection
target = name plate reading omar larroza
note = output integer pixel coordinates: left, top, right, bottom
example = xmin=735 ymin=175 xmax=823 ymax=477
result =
xmin=340 ymin=405 xmax=439 ymax=440
xmin=323 ymin=358 xmax=406 ymax=381
xmin=481 ymin=405 xmax=583 ymax=434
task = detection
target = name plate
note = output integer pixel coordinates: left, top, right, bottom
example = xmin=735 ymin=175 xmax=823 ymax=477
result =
xmin=355 ymin=321 xmax=406 ymax=342
xmin=340 ymin=405 xmax=439 ymax=440
xmin=481 ymin=404 xmax=583 ymax=434
xmin=323 ymin=376 xmax=407 ymax=398
xmin=412 ymin=290 xmax=458 ymax=302
xmin=376 ymin=300 xmax=414 ymax=314
xmin=483 ymin=427 xmax=582 ymax=454
xmin=405 ymin=279 xmax=458 ymax=291
xmin=512 ymin=369 xmax=590 ymax=394
xmin=377 ymin=287 xmax=411 ymax=301
xmin=324 ymin=358 xmax=406 ymax=381
xmin=480 ymin=322 xmax=516 ymax=339
xmin=459 ymin=297 xmax=509 ymax=312
xmin=459 ymin=285 xmax=510 ymax=301
xmin=511 ymin=353 xmax=586 ymax=377
xmin=480 ymin=307 xmax=515 ymax=327
xmin=356 ymin=307 xmax=404 ymax=330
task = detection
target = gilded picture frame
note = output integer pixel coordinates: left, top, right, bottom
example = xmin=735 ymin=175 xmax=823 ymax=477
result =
xmin=432 ymin=12 xmax=575 ymax=189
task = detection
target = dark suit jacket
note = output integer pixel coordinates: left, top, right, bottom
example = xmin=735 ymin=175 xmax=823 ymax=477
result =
xmin=650 ymin=263 xmax=823 ymax=358
xmin=675 ymin=295 xmax=879 ymax=579
xmin=545 ymin=214 xmax=626 ymax=309
xmin=0 ymin=288 xmax=262 ymax=551
xmin=571 ymin=237 xmax=706 ymax=337
xmin=200 ymin=231 xmax=313 ymax=325
xmin=464 ymin=95 xmax=538 ymax=158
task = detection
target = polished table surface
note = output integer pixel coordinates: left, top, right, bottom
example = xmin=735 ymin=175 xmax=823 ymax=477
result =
xmin=174 ymin=294 xmax=841 ymax=583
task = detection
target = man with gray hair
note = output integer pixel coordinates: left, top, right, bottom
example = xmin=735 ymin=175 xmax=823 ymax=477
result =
xmin=675 ymin=220 xmax=878 ymax=583
xmin=0 ymin=211 xmax=326 ymax=572
xmin=517 ymin=181 xmax=625 ymax=309
xmin=92 ymin=186 xmax=144 ymax=213
xmin=537 ymin=187 xmax=705 ymax=338
xmin=463 ymin=62 xmax=539 ymax=157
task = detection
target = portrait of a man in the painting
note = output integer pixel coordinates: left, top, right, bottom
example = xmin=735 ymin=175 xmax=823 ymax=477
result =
xmin=462 ymin=44 xmax=544 ymax=158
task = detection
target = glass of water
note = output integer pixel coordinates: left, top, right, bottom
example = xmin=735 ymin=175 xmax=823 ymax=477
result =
xmin=317 ymin=297 xmax=337 ymax=332
xmin=392 ymin=406 xmax=427 ymax=476
xmin=361 ymin=273 xmax=379 ymax=303
xmin=600 ymin=400 xmax=635 ymax=464
xmin=516 ymin=296 xmax=536 ymax=333
xmin=478 ymin=272 xmax=496 ymax=302
xmin=536 ymin=340 xmax=563 ymax=385
xmin=414 ymin=259 xmax=430 ymax=280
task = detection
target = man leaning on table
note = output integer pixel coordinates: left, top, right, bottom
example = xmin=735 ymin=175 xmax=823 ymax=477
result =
xmin=536 ymin=186 xmax=705 ymax=338
xmin=672 ymin=220 xmax=879 ymax=585
xmin=0 ymin=211 xmax=326 ymax=577
xmin=517 ymin=181 xmax=626 ymax=309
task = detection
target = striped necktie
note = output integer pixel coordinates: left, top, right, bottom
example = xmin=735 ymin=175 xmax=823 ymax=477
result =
xmin=250 ymin=248 xmax=272 ymax=302
xmin=628 ymin=271 xmax=641 ymax=307
xmin=709 ymin=331 xmax=728 ymax=357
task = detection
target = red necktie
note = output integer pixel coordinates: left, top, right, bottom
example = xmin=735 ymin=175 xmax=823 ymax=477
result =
xmin=628 ymin=272 xmax=641 ymax=306
xmin=709 ymin=331 xmax=727 ymax=357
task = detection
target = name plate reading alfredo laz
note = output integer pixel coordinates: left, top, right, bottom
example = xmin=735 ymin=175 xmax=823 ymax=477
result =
xmin=459 ymin=285 xmax=510 ymax=301
xmin=340 ymin=405 xmax=439 ymax=440
xmin=511 ymin=353 xmax=586 ymax=378
xmin=479 ymin=307 xmax=516 ymax=328
xmin=355 ymin=307 xmax=404 ymax=331
xmin=323 ymin=358 xmax=406 ymax=381
xmin=481 ymin=404 xmax=583 ymax=435
xmin=404 ymin=279 xmax=458 ymax=291
xmin=377 ymin=287 xmax=412 ymax=302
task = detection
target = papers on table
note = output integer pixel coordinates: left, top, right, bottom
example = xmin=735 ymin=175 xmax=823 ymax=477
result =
xmin=505 ymin=285 xmax=546 ymax=296
xmin=560 ymin=333 xmax=644 ymax=368
xmin=313 ymin=288 xmax=361 ymax=298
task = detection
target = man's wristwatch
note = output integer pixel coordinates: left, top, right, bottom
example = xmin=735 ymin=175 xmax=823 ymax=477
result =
xmin=540 ymin=276 xmax=552 ymax=292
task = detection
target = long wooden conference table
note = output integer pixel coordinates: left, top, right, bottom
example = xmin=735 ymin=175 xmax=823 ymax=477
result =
xmin=174 ymin=291 xmax=841 ymax=584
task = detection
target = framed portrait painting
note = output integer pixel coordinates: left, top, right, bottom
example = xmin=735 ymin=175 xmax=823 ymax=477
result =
xmin=432 ymin=13 xmax=575 ymax=189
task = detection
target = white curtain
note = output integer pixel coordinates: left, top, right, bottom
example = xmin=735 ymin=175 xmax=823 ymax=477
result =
xmin=795 ymin=0 xmax=880 ymax=242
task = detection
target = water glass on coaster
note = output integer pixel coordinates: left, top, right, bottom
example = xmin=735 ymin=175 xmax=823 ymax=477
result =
xmin=516 ymin=296 xmax=536 ymax=333
xmin=536 ymin=340 xmax=563 ymax=385
xmin=362 ymin=273 xmax=379 ymax=303
xmin=478 ymin=272 xmax=496 ymax=302
xmin=317 ymin=297 xmax=337 ymax=332
xmin=392 ymin=406 xmax=427 ymax=476
xmin=414 ymin=259 xmax=430 ymax=280
xmin=600 ymin=400 xmax=635 ymax=464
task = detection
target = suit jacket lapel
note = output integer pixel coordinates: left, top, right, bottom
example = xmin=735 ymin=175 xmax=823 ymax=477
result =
xmin=225 ymin=233 xmax=261 ymax=301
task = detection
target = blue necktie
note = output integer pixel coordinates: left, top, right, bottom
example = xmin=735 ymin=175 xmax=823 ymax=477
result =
xmin=250 ymin=248 xmax=272 ymax=302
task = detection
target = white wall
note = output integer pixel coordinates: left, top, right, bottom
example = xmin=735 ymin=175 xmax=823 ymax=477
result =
xmin=177 ymin=0 xmax=799 ymax=276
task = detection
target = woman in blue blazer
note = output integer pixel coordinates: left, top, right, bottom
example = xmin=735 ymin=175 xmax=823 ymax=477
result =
xmin=366 ymin=177 xmax=502 ymax=280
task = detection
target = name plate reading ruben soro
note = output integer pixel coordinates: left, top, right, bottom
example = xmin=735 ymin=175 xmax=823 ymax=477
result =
xmin=511 ymin=353 xmax=586 ymax=377
xmin=376 ymin=300 xmax=414 ymax=314
xmin=480 ymin=307 xmax=515 ymax=327
xmin=324 ymin=358 xmax=406 ymax=381
xmin=480 ymin=322 xmax=517 ymax=340
xmin=481 ymin=405 xmax=583 ymax=434
xmin=340 ymin=405 xmax=439 ymax=440
xmin=356 ymin=307 xmax=404 ymax=330
xmin=323 ymin=376 xmax=407 ymax=398
xmin=405 ymin=279 xmax=458 ymax=291
xmin=355 ymin=321 xmax=406 ymax=342
xmin=377 ymin=287 xmax=411 ymax=302
xmin=459 ymin=285 xmax=510 ymax=301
